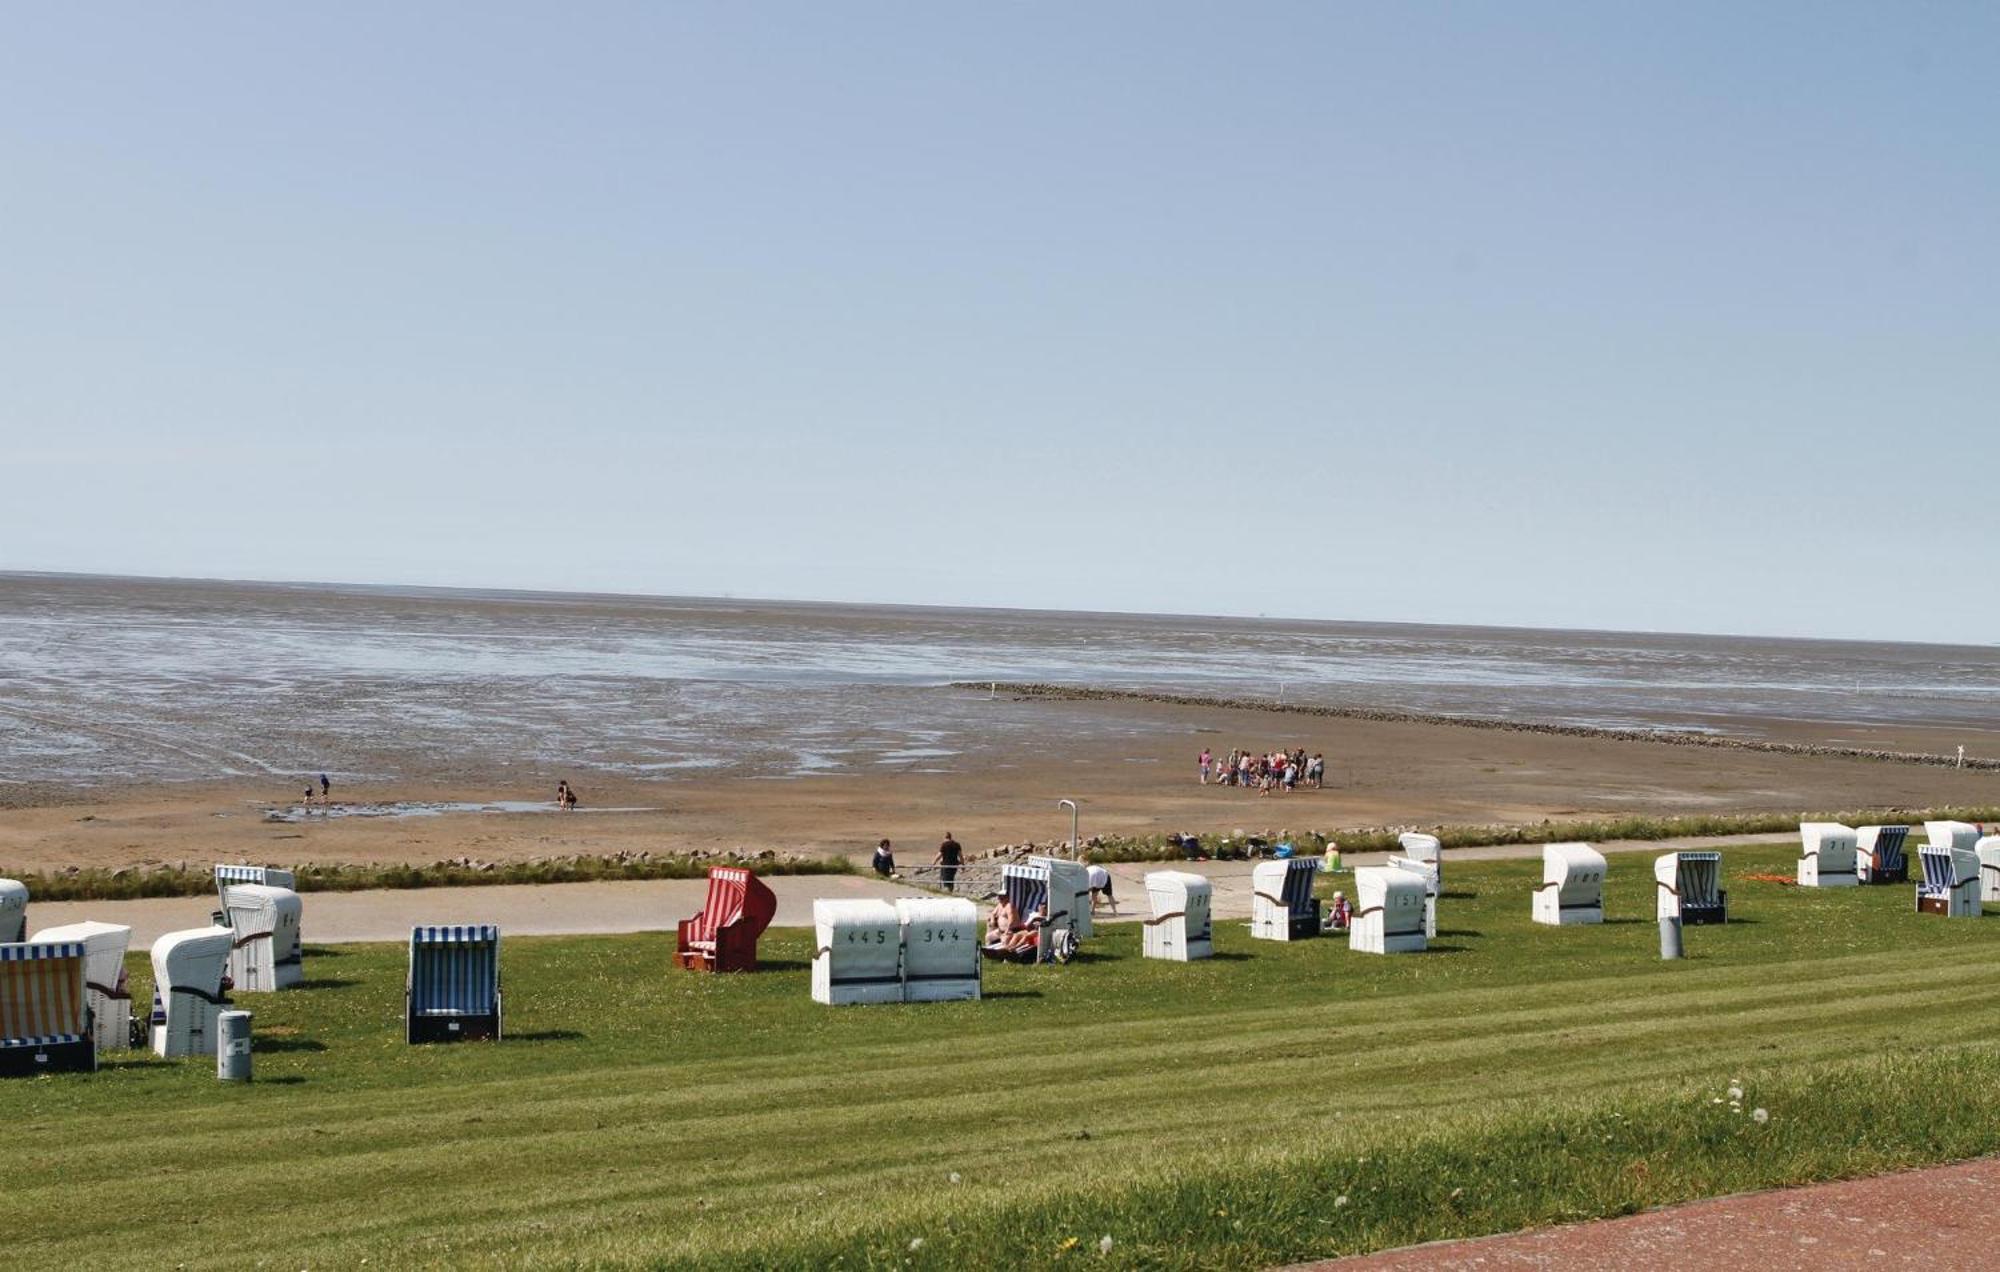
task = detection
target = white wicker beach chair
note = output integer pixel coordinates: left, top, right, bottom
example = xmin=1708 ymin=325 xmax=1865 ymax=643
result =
xmin=220 ymin=883 xmax=304 ymax=991
xmin=0 ymin=879 xmax=26 ymax=943
xmin=1797 ymin=823 xmax=1859 ymax=888
xmin=1142 ymin=871 xmax=1213 ymax=961
xmin=1978 ymin=836 xmax=2000 ymax=904
xmin=1350 ymin=866 xmax=1427 ymax=954
xmin=0 ymin=880 xmax=25 ymax=948
xmin=149 ymin=926 xmax=234 ymax=1059
xmin=30 ymin=921 xmax=134 ymax=1052
xmin=1028 ymin=856 xmax=1093 ymax=940
xmin=1386 ymin=856 xmax=1439 ymax=937
xmin=0 ymin=941 xmax=95 ymax=1075
xmin=1916 ymin=845 xmax=1981 ymax=918
xmin=1532 ymin=843 xmax=1606 ymax=926
xmin=896 ymin=897 xmax=980 ymax=1001
xmin=1250 ymin=858 xmax=1322 ymax=941
xmin=811 ymin=899 xmax=903 ymax=1006
xmin=1654 ymin=852 xmax=1726 ymax=925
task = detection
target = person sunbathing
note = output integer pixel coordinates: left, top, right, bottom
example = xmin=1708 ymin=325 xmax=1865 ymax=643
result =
xmin=1003 ymin=908 xmax=1045 ymax=955
xmin=985 ymin=896 xmax=1020 ymax=948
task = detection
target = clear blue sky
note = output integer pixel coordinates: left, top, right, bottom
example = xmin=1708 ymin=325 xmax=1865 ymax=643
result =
xmin=3 ymin=4 xmax=1994 ymax=642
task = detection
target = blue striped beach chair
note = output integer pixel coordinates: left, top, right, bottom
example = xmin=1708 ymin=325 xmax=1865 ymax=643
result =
xmin=984 ymin=864 xmax=1073 ymax=964
xmin=0 ymin=941 xmax=95 ymax=1075
xmin=1855 ymin=826 xmax=1910 ymax=885
xmin=407 ymin=925 xmax=502 ymax=1043
xmin=1915 ymin=846 xmax=1980 ymax=919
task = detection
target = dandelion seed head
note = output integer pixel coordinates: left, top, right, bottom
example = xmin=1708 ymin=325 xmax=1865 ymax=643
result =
xmin=1753 ymin=1108 xmax=1770 ymax=1124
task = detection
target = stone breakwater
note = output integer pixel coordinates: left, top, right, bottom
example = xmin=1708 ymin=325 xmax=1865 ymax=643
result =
xmin=951 ymin=683 xmax=2000 ymax=772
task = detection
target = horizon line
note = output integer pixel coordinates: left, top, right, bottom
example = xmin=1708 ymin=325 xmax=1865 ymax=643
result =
xmin=3 ymin=566 xmax=1990 ymax=654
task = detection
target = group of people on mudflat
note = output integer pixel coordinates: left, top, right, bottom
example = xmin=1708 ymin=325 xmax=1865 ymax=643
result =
xmin=1199 ymin=746 xmax=1325 ymax=793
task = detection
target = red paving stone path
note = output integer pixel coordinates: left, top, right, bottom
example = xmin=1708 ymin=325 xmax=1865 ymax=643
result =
xmin=1301 ymin=1157 xmax=2000 ymax=1270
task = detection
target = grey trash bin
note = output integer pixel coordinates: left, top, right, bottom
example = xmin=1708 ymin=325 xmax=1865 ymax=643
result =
xmin=217 ymin=1010 xmax=253 ymax=1082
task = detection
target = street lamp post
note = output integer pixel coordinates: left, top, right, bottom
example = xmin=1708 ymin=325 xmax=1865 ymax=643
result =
xmin=1058 ymin=799 xmax=1079 ymax=859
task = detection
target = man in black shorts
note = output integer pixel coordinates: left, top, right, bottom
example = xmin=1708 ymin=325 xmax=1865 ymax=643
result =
xmin=934 ymin=832 xmax=963 ymax=892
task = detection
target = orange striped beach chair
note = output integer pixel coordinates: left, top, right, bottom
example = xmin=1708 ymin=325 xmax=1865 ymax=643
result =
xmin=0 ymin=941 xmax=95 ymax=1075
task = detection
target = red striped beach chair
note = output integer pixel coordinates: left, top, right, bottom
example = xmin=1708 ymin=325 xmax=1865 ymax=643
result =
xmin=676 ymin=867 xmax=777 ymax=973
xmin=0 ymin=941 xmax=95 ymax=1075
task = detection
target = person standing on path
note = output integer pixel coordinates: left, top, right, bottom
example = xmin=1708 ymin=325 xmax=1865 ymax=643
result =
xmin=872 ymin=839 xmax=896 ymax=877
xmin=1087 ymin=863 xmax=1116 ymax=913
xmin=935 ymin=831 xmax=963 ymax=892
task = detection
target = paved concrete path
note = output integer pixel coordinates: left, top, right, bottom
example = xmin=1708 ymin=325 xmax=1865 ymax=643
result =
xmin=25 ymin=832 xmax=1793 ymax=945
xmin=26 ymin=874 xmax=939 ymax=947
xmin=1306 ymin=1156 xmax=2000 ymax=1269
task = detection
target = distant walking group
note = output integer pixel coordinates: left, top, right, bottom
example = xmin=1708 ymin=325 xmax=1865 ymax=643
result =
xmin=1199 ymin=747 xmax=1324 ymax=794
xmin=299 ymin=772 xmax=332 ymax=809
xmin=554 ymin=780 xmax=579 ymax=811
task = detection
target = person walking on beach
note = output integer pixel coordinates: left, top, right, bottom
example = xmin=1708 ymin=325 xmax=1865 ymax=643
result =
xmin=302 ymin=783 xmax=316 ymax=812
xmin=1199 ymin=748 xmax=1212 ymax=784
xmin=318 ymin=772 xmax=330 ymax=800
xmin=872 ymin=839 xmax=896 ymax=877
xmin=935 ymin=831 xmax=963 ymax=892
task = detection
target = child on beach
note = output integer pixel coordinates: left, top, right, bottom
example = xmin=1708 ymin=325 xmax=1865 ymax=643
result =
xmin=1199 ymin=748 xmax=1212 ymax=784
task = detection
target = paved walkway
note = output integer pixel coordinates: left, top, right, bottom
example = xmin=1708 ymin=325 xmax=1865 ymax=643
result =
xmin=24 ymin=832 xmax=1794 ymax=945
xmin=1307 ymin=1157 xmax=2000 ymax=1269
xmin=26 ymin=874 xmax=939 ymax=946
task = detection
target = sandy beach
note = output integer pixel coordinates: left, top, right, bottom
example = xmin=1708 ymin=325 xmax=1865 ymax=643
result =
xmin=3 ymin=691 xmax=1991 ymax=876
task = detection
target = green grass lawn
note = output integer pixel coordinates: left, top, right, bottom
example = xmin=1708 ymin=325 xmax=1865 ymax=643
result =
xmin=9 ymin=844 xmax=2000 ymax=1269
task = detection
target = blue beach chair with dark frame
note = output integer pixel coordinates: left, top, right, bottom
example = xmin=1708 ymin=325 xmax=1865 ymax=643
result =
xmin=1915 ymin=847 xmax=1980 ymax=919
xmin=0 ymin=941 xmax=95 ymax=1076
xmin=407 ymin=925 xmax=502 ymax=1043
xmin=1855 ymin=826 xmax=1909 ymax=885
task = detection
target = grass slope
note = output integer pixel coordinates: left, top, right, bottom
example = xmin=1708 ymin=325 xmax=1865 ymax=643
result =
xmin=7 ymin=844 xmax=2000 ymax=1268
